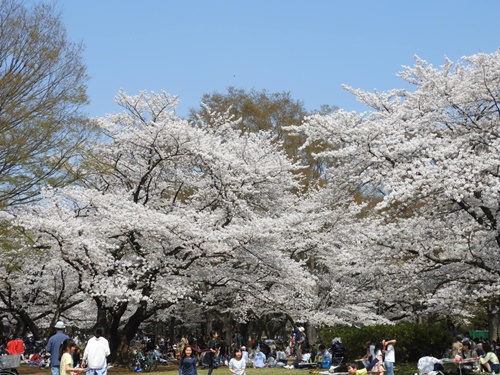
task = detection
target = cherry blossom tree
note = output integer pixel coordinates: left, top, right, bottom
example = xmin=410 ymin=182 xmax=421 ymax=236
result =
xmin=297 ymin=51 xmax=500 ymax=335
xmin=17 ymin=90 xmax=319 ymax=361
xmin=0 ymin=238 xmax=85 ymax=338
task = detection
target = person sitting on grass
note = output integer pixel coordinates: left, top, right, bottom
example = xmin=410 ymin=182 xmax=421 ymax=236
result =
xmin=417 ymin=356 xmax=444 ymax=375
xmin=253 ymin=349 xmax=266 ymax=368
xmin=480 ymin=343 xmax=500 ymax=374
xmin=315 ymin=344 xmax=332 ymax=368
xmin=276 ymin=347 xmax=287 ymax=366
xmin=347 ymin=362 xmax=368 ymax=375
xmin=302 ymin=347 xmax=312 ymax=363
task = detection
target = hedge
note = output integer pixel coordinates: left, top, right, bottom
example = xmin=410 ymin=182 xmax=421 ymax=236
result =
xmin=317 ymin=321 xmax=453 ymax=363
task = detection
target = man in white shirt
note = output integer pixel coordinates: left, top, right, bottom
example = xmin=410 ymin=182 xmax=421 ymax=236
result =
xmin=82 ymin=327 xmax=111 ymax=375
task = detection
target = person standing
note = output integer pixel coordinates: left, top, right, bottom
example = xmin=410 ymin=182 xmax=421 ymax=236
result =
xmin=60 ymin=339 xmax=84 ymax=375
xmin=207 ymin=331 xmax=219 ymax=375
xmin=292 ymin=325 xmax=302 ymax=360
xmin=46 ymin=321 xmax=69 ymax=375
xmin=234 ymin=327 xmax=243 ymax=351
xmin=82 ymin=327 xmax=111 ymax=375
xmin=375 ymin=342 xmax=386 ymax=375
xmin=219 ymin=335 xmax=228 ymax=366
xmin=367 ymin=342 xmax=385 ymax=375
xmin=178 ymin=346 xmax=198 ymax=375
xmin=369 ymin=339 xmax=376 ymax=363
xmin=383 ymin=338 xmax=396 ymax=375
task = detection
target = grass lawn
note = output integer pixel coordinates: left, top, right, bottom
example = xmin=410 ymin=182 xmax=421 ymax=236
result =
xmin=17 ymin=362 xmax=435 ymax=375
xmin=158 ymin=363 xmax=421 ymax=375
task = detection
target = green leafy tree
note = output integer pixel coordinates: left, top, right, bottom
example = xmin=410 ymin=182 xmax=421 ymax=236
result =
xmin=189 ymin=87 xmax=337 ymax=190
xmin=0 ymin=0 xmax=92 ymax=210
xmin=0 ymin=0 xmax=93 ymax=337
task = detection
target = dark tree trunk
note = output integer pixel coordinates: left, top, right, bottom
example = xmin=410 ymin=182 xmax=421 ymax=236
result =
xmin=168 ymin=316 xmax=176 ymax=345
xmin=17 ymin=309 xmax=41 ymax=339
xmin=488 ymin=304 xmax=500 ymax=341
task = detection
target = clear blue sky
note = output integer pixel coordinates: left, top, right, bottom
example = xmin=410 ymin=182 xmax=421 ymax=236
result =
xmin=58 ymin=0 xmax=500 ymax=118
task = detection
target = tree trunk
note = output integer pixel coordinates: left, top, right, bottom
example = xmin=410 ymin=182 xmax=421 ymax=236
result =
xmin=488 ymin=304 xmax=500 ymax=341
xmin=306 ymin=322 xmax=318 ymax=346
xmin=168 ymin=316 xmax=176 ymax=345
xmin=205 ymin=311 xmax=213 ymax=338
xmin=109 ymin=312 xmax=145 ymax=364
xmin=221 ymin=312 xmax=232 ymax=343
xmin=17 ymin=309 xmax=41 ymax=339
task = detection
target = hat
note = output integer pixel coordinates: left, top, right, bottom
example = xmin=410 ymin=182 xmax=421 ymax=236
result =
xmin=54 ymin=321 xmax=66 ymax=329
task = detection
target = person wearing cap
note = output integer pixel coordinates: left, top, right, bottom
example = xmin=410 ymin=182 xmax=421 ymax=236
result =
xmin=46 ymin=321 xmax=70 ymax=375
xmin=241 ymin=346 xmax=249 ymax=365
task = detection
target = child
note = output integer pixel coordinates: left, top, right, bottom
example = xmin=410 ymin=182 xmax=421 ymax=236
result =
xmin=347 ymin=362 xmax=368 ymax=375
xmin=207 ymin=331 xmax=219 ymax=375
xmin=371 ymin=342 xmax=385 ymax=375
xmin=178 ymin=346 xmax=198 ymax=375
xmin=229 ymin=349 xmax=246 ymax=375
xmin=60 ymin=339 xmax=85 ymax=375
xmin=315 ymin=344 xmax=332 ymax=368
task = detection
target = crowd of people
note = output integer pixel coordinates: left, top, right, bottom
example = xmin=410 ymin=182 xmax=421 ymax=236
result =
xmin=446 ymin=334 xmax=500 ymax=374
xmin=173 ymin=327 xmax=500 ymax=375
xmin=343 ymin=338 xmax=397 ymax=375
xmin=3 ymin=317 xmax=500 ymax=375
xmin=175 ymin=325 xmax=348 ymax=375
xmin=414 ymin=330 xmax=500 ymax=375
xmin=46 ymin=321 xmax=110 ymax=375
xmin=0 ymin=321 xmax=110 ymax=375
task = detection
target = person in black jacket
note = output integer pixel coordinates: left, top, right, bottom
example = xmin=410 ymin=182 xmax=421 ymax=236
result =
xmin=207 ymin=331 xmax=219 ymax=375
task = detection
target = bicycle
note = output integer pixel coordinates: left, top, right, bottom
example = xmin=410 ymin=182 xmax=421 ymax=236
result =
xmin=128 ymin=349 xmax=147 ymax=372
xmin=143 ymin=352 xmax=159 ymax=372
xmin=128 ymin=348 xmax=159 ymax=372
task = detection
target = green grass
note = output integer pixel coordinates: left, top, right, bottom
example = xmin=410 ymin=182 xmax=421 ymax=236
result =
xmin=150 ymin=363 xmax=423 ymax=375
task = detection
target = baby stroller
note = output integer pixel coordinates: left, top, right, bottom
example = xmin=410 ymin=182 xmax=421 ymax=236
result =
xmin=330 ymin=338 xmax=345 ymax=367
